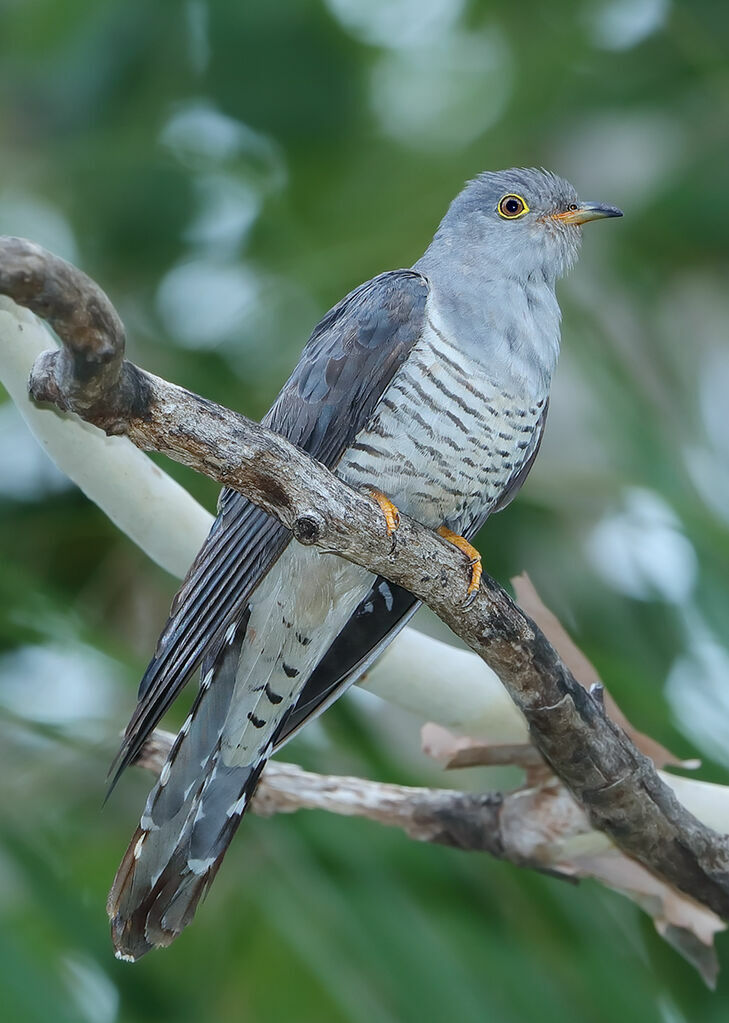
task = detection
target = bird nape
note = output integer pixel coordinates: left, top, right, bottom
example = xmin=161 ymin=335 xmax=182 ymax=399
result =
xmin=107 ymin=167 xmax=622 ymax=960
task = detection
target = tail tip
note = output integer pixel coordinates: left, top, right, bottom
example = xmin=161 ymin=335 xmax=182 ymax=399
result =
xmin=114 ymin=949 xmax=140 ymax=964
xmin=110 ymin=912 xmax=156 ymax=963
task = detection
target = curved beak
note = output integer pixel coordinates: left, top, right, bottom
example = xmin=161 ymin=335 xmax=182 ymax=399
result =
xmin=553 ymin=202 xmax=623 ymax=226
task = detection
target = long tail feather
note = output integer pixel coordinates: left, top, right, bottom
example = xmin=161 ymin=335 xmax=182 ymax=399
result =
xmin=109 ymin=547 xmax=374 ymax=959
xmin=107 ymin=626 xmax=266 ymax=960
xmin=108 ymin=755 xmax=265 ymax=960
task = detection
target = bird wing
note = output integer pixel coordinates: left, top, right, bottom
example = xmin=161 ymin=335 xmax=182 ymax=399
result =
xmin=111 ymin=269 xmax=430 ymax=784
xmin=274 ymin=402 xmax=550 ymax=747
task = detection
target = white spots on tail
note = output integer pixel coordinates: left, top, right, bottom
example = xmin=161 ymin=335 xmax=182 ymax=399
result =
xmin=201 ymin=669 xmax=213 ymax=690
xmin=133 ymin=834 xmax=146 ymax=860
xmin=225 ymin=621 xmax=237 ymax=645
xmin=140 ymin=789 xmax=160 ymax=831
xmin=226 ymin=794 xmax=247 ymax=817
xmin=115 ymin=950 xmax=137 ymax=963
xmin=188 ymin=856 xmax=216 ymax=875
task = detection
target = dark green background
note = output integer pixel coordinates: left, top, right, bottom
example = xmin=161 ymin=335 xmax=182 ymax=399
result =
xmin=1 ymin=1 xmax=729 ymax=1020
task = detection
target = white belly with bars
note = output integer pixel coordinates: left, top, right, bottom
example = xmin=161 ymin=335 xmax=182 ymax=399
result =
xmin=338 ymin=311 xmax=546 ymax=532
xmin=221 ymin=309 xmax=545 ymax=766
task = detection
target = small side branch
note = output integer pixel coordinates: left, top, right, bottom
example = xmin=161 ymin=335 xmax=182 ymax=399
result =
xmin=3 ymin=235 xmax=729 ymax=921
xmin=137 ymin=730 xmax=568 ymax=871
xmin=138 ymin=728 xmax=723 ymax=987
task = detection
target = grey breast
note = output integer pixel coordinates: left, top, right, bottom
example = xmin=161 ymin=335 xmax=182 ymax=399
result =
xmin=337 ymin=295 xmax=547 ymax=534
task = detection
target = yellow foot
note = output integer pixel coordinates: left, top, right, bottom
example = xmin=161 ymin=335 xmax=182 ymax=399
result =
xmin=437 ymin=526 xmax=482 ymax=607
xmin=369 ymin=488 xmax=401 ymax=538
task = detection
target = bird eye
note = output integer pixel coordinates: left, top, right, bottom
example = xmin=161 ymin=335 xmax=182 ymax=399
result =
xmin=567 ymin=203 xmax=579 ymax=211
xmin=498 ymin=194 xmax=529 ymax=219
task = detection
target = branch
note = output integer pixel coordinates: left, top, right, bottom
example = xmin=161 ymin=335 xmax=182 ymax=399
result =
xmin=3 ymin=235 xmax=729 ymax=922
xmin=0 ymin=293 xmax=673 ymax=755
xmin=0 ymin=293 xmax=212 ymax=578
xmin=139 ymin=728 xmax=723 ymax=987
xmin=138 ymin=729 xmax=515 ymax=860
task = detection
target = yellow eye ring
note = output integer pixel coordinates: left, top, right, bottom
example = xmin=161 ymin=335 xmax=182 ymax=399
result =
xmin=498 ymin=193 xmax=529 ymax=219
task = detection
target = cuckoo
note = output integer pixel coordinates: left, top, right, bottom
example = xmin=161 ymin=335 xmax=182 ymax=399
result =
xmin=108 ymin=167 xmax=622 ymax=959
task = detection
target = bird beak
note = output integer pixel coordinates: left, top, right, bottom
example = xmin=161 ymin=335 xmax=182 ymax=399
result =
xmin=552 ymin=202 xmax=623 ymax=226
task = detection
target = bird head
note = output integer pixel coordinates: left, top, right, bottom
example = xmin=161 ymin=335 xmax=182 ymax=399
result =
xmin=433 ymin=167 xmax=622 ymax=283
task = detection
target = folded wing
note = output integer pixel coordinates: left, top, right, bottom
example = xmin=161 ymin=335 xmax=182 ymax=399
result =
xmin=111 ymin=269 xmax=430 ymax=786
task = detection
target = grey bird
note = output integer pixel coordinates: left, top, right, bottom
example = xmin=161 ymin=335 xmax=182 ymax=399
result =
xmin=107 ymin=167 xmax=621 ymax=959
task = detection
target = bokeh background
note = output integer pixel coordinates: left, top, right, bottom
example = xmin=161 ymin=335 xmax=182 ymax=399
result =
xmin=1 ymin=0 xmax=729 ymax=1020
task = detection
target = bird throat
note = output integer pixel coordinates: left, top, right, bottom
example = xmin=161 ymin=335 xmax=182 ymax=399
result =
xmin=424 ymin=271 xmax=562 ymax=399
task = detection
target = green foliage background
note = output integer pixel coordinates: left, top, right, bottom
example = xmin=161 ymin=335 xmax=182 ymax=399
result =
xmin=1 ymin=1 xmax=729 ymax=1020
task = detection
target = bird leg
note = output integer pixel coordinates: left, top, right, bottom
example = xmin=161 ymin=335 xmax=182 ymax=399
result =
xmin=369 ymin=488 xmax=401 ymax=538
xmin=437 ymin=526 xmax=482 ymax=607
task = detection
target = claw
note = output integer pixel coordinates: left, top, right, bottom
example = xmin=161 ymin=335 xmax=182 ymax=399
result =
xmin=370 ymin=488 xmax=401 ymax=539
xmin=437 ymin=526 xmax=482 ymax=606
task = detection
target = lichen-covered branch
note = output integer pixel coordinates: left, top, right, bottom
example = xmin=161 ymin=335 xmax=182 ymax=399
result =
xmin=2 ymin=234 xmax=729 ymax=922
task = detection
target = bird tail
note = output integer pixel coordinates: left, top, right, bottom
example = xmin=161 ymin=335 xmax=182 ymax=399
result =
xmin=107 ymin=631 xmax=267 ymax=961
